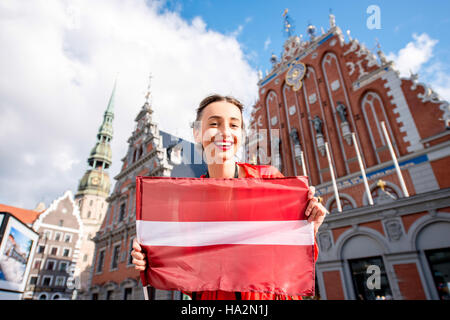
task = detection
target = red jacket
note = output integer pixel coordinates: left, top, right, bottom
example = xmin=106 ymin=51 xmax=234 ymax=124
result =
xmin=184 ymin=162 xmax=319 ymax=300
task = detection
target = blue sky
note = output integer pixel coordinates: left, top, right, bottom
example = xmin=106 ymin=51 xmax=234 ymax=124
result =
xmin=163 ymin=0 xmax=450 ymax=78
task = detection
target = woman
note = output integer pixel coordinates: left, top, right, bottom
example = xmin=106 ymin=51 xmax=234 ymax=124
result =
xmin=131 ymin=94 xmax=328 ymax=300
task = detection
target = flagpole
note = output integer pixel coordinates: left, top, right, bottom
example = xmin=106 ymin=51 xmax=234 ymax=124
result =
xmin=325 ymin=142 xmax=342 ymax=213
xmin=352 ymin=133 xmax=374 ymax=206
xmin=300 ymin=151 xmax=307 ymax=176
xmin=380 ymin=121 xmax=409 ymax=198
xmin=143 ymin=286 xmax=149 ymax=300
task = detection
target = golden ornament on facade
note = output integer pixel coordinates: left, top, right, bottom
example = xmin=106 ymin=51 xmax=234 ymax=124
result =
xmin=285 ymin=62 xmax=306 ymax=91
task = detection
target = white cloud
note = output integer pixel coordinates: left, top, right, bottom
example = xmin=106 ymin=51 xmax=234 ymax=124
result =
xmin=387 ymin=33 xmax=438 ymax=77
xmin=0 ymin=0 xmax=258 ymax=208
xmin=421 ymin=61 xmax=450 ymax=101
xmin=230 ymin=24 xmax=244 ymax=38
xmin=264 ymin=37 xmax=271 ymax=51
xmin=24 ymin=153 xmax=37 ymax=167
xmin=387 ymin=32 xmax=450 ymax=101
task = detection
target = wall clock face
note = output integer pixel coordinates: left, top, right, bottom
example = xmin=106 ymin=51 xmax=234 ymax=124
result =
xmin=286 ymin=62 xmax=306 ymax=91
xmin=91 ymin=177 xmax=99 ymax=185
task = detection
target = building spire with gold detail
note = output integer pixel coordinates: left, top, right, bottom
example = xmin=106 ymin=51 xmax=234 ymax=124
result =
xmin=282 ymin=8 xmax=295 ymax=38
xmin=145 ymin=73 xmax=152 ymax=105
xmin=76 ymin=80 xmax=116 ymax=198
xmin=134 ymin=74 xmax=154 ymax=131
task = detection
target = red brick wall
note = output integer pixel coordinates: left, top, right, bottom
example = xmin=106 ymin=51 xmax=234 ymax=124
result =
xmin=91 ymin=237 xmax=140 ymax=286
xmin=332 ymin=226 xmax=352 ymax=242
xmin=322 ymin=270 xmax=345 ymax=300
xmin=359 ymin=220 xmax=385 ymax=236
xmin=402 ymin=79 xmax=448 ymax=141
xmin=393 ymin=263 xmax=426 ymax=300
xmin=430 ymin=158 xmax=450 ymax=189
xmin=402 ymin=211 xmax=429 ymax=233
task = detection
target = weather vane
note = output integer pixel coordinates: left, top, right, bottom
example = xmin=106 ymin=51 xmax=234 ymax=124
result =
xmin=282 ymin=8 xmax=295 ymax=38
xmin=145 ymin=73 xmax=152 ymax=103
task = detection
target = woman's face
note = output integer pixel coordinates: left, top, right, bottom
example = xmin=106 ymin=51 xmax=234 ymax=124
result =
xmin=193 ymin=101 xmax=243 ymax=164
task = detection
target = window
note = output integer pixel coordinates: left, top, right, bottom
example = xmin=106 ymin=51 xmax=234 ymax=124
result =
xmin=348 ymin=256 xmax=393 ymax=300
xmin=46 ymin=260 xmax=56 ymax=271
xmin=106 ymin=290 xmax=114 ymax=300
xmin=425 ymin=247 xmax=450 ymax=300
xmin=96 ymin=249 xmax=105 ymax=273
xmin=42 ymin=276 xmax=52 ymax=287
xmin=123 ymin=287 xmax=133 ymax=300
xmin=118 ymin=203 xmax=126 ymax=222
xmin=43 ymin=230 xmax=52 ymax=240
xmin=371 ymin=185 xmax=399 ymax=205
xmin=59 ymin=261 xmax=68 ymax=272
xmin=33 ymin=260 xmax=42 ymax=269
xmin=87 ymin=211 xmax=91 ymax=218
xmin=92 ymin=293 xmax=99 ymax=300
xmin=50 ymin=246 xmax=58 ymax=256
xmin=127 ymin=237 xmax=135 ymax=266
xmin=64 ymin=234 xmax=72 ymax=243
xmin=111 ymin=244 xmax=121 ymax=270
xmin=329 ymin=197 xmax=355 ymax=214
xmin=62 ymin=248 xmax=71 ymax=257
xmin=59 ymin=220 xmax=64 ymax=227
xmin=55 ymin=276 xmax=65 ymax=287
xmin=52 ymin=294 xmax=61 ymax=300
xmin=29 ymin=276 xmax=38 ymax=285
xmin=55 ymin=232 xmax=62 ymax=242
xmin=39 ymin=293 xmax=48 ymax=300
xmin=83 ymin=254 xmax=88 ymax=262
xmin=37 ymin=245 xmax=45 ymax=254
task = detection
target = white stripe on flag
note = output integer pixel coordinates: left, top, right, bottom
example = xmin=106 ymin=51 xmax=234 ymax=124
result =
xmin=136 ymin=220 xmax=314 ymax=247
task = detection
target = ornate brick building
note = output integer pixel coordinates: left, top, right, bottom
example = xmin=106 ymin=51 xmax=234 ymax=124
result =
xmin=246 ymin=13 xmax=450 ymax=300
xmin=87 ymin=88 xmax=206 ymax=300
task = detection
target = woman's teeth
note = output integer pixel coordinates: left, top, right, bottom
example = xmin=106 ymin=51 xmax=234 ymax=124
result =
xmin=214 ymin=142 xmax=232 ymax=146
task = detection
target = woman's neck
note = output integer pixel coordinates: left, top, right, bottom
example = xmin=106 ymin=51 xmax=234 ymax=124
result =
xmin=207 ymin=160 xmax=236 ymax=178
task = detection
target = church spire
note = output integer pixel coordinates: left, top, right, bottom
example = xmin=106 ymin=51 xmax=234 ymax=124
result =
xmin=76 ymin=80 xmax=115 ymax=197
xmin=106 ymin=77 xmax=117 ymax=114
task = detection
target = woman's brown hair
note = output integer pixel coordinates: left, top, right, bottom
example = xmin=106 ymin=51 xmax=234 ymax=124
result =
xmin=191 ymin=94 xmax=245 ymax=130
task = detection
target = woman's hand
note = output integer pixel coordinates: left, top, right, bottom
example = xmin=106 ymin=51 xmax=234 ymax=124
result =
xmin=305 ymin=186 xmax=328 ymax=236
xmin=131 ymin=238 xmax=147 ymax=271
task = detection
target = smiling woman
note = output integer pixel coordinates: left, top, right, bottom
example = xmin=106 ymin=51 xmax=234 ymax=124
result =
xmin=191 ymin=94 xmax=246 ymax=177
xmin=131 ymin=94 xmax=327 ymax=300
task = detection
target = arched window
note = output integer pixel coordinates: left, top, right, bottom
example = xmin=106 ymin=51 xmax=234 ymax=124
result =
xmin=38 ymin=293 xmax=48 ymax=300
xmin=371 ymin=185 xmax=399 ymax=204
xmin=329 ymin=197 xmax=355 ymax=214
xmin=361 ymin=91 xmax=397 ymax=164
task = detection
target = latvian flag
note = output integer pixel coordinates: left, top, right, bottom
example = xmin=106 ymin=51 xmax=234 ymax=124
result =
xmin=135 ymin=175 xmax=315 ymax=296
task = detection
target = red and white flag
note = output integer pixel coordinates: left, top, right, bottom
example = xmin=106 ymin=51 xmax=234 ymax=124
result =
xmin=136 ymin=175 xmax=315 ymax=296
